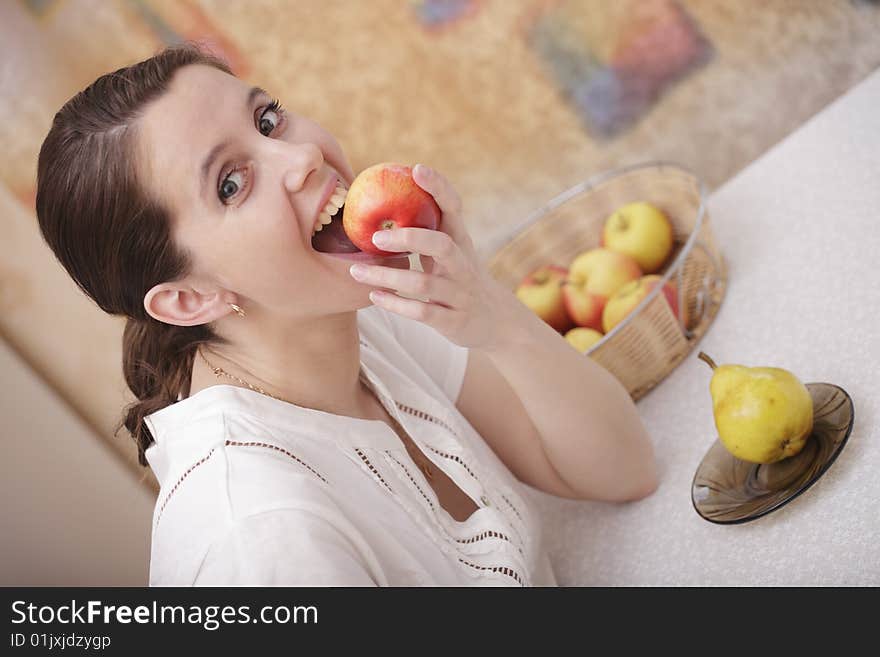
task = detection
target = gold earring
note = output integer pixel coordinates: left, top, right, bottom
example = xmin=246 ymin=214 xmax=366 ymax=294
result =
xmin=229 ymin=303 xmax=246 ymax=318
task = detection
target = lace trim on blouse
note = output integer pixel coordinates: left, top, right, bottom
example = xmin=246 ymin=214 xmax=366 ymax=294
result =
xmin=359 ymin=398 xmax=531 ymax=586
xmin=155 ymin=440 xmax=328 ymax=530
xmin=155 ymin=447 xmax=218 ymax=529
xmin=153 ymin=334 xmax=534 ymax=585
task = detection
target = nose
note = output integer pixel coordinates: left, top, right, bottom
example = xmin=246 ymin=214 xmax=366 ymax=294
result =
xmin=279 ymin=141 xmax=324 ymax=193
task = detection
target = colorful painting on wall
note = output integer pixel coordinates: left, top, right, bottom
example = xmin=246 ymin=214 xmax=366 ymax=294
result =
xmin=411 ymin=0 xmax=481 ymax=32
xmin=523 ymin=0 xmax=713 ymax=138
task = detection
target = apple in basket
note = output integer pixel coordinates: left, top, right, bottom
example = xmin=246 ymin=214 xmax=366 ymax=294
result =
xmin=564 ymin=327 xmax=604 ymax=353
xmin=515 ymin=265 xmax=574 ymax=333
xmin=340 ymin=163 xmax=442 ymax=256
xmin=561 ymin=248 xmax=642 ymax=332
xmin=601 ymin=201 xmax=674 ymax=274
xmin=602 ymin=274 xmax=682 ymax=333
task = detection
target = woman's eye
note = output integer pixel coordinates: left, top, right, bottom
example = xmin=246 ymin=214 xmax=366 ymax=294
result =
xmin=216 ymin=100 xmax=284 ymax=204
xmin=257 ymin=102 xmax=284 ymax=137
xmin=218 ymin=168 xmax=247 ymax=204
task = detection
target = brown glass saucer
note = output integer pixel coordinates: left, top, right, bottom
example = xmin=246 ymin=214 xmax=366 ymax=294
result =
xmin=691 ymin=383 xmax=854 ymax=525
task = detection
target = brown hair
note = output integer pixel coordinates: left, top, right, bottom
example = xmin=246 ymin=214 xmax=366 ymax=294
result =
xmin=35 ymin=44 xmax=233 ymax=466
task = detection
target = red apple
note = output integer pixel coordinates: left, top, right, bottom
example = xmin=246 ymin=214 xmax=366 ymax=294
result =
xmin=561 ymin=248 xmax=642 ymax=331
xmin=515 ymin=265 xmax=574 ymax=333
xmin=342 ymin=163 xmax=442 ymax=255
xmin=561 ymin=286 xmax=604 ymax=332
xmin=602 ymin=274 xmax=682 ymax=333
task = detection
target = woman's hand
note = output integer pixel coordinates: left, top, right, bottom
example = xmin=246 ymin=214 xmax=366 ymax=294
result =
xmin=348 ymin=163 xmax=515 ymax=351
xmin=349 ymin=166 xmax=659 ymax=502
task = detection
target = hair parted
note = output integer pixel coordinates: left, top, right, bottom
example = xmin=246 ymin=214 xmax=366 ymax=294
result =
xmin=35 ymin=43 xmax=234 ymax=466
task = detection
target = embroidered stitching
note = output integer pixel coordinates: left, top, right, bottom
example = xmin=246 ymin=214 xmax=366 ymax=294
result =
xmin=355 ymin=448 xmax=393 ymax=494
xmin=225 ymin=440 xmax=328 ymax=484
xmin=386 ymin=451 xmax=434 ymax=510
xmin=396 ymin=402 xmax=461 ymax=440
xmin=423 ymin=444 xmax=478 ymax=481
xmin=455 ymin=530 xmax=525 ymax=558
xmin=155 ymin=447 xmax=218 ymax=528
xmin=392 ymin=400 xmax=529 ymax=560
xmin=500 ymin=493 xmax=525 ymax=524
xmin=387 ymin=452 xmax=525 ymax=558
xmin=457 ymin=557 xmax=525 ymax=586
xmin=394 ymin=404 xmax=480 ymax=482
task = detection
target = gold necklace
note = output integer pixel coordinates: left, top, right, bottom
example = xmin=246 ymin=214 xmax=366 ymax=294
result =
xmin=198 ymin=348 xmax=291 ymax=403
xmin=197 ymin=348 xmax=435 ymax=481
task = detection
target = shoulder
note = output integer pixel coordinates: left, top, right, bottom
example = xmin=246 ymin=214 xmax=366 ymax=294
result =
xmin=220 ymin=435 xmax=338 ymax=515
xmin=193 ymin=428 xmax=388 ymax=586
xmin=194 ymin=504 xmax=385 ymax=586
xmin=151 ymin=417 xmax=337 ymax=537
xmin=150 ymin=436 xmax=369 ymax=586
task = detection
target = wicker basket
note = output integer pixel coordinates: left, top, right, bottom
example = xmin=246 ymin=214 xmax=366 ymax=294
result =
xmin=485 ymin=162 xmax=727 ymax=401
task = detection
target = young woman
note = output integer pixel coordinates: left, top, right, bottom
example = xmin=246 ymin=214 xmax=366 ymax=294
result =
xmin=35 ymin=44 xmax=658 ymax=586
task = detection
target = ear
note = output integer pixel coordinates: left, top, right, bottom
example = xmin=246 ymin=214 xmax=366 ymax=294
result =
xmin=143 ymin=279 xmax=233 ymax=327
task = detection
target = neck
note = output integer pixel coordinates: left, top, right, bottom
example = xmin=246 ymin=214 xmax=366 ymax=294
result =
xmin=190 ymin=306 xmax=377 ymax=418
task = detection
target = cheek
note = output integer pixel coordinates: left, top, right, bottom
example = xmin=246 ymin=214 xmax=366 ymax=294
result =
xmin=225 ymin=210 xmax=300 ymax=273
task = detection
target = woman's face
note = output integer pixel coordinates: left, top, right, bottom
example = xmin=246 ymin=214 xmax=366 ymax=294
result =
xmin=138 ymin=63 xmax=405 ymax=323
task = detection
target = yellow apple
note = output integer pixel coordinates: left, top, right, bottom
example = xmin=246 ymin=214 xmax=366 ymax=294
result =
xmin=602 ymin=202 xmax=674 ymax=273
xmin=515 ymin=265 xmax=574 ymax=333
xmin=564 ymin=327 xmax=604 ymax=353
xmin=561 ymin=248 xmax=642 ymax=331
xmin=602 ymin=274 xmax=681 ymax=333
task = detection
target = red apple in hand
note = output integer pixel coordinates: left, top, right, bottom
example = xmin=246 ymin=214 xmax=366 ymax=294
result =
xmin=342 ymin=163 xmax=442 ymax=255
xmin=515 ymin=265 xmax=574 ymax=333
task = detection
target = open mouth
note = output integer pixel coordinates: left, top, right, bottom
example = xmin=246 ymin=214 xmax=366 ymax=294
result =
xmin=310 ymin=181 xmax=410 ymax=263
xmin=311 ymin=203 xmax=361 ymax=254
xmin=312 ymin=213 xmax=410 ymax=262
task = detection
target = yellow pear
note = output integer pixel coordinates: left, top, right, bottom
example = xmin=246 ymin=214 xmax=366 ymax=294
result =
xmin=698 ymin=352 xmax=814 ymax=464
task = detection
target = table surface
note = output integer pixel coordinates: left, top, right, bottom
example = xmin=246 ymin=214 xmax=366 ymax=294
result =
xmin=531 ymin=68 xmax=880 ymax=586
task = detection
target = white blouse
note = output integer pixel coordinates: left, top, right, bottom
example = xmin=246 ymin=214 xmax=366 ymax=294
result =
xmin=143 ymin=304 xmax=557 ymax=586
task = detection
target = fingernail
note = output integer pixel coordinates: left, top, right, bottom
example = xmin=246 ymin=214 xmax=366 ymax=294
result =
xmin=415 ymin=163 xmax=432 ymax=178
xmin=349 ymin=264 xmax=368 ymax=279
xmin=372 ymin=231 xmax=391 ymax=247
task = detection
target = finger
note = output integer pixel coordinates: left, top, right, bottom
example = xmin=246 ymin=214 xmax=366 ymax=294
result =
xmin=349 ymin=263 xmax=463 ymax=309
xmin=411 ymin=164 xmax=472 ymax=247
xmin=372 ymin=227 xmax=468 ymax=278
xmin=369 ymin=288 xmax=464 ymax=328
xmin=412 ymin=164 xmax=462 ymax=218
xmin=418 ymin=253 xmax=435 ymax=275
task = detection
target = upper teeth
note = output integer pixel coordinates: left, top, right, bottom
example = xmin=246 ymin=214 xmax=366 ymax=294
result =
xmin=312 ymin=181 xmax=348 ymax=236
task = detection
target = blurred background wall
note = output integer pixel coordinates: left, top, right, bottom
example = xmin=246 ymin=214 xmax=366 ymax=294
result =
xmin=1 ymin=0 xmax=879 ymax=585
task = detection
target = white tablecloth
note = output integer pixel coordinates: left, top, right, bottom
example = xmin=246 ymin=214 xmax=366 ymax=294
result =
xmin=530 ymin=68 xmax=880 ymax=586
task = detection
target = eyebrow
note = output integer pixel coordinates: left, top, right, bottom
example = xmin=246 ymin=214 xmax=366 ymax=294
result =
xmin=199 ymin=85 xmax=270 ymax=200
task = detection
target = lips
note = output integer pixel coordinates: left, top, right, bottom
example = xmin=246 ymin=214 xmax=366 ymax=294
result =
xmin=311 ymin=213 xmax=412 ymax=263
